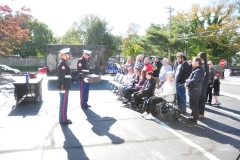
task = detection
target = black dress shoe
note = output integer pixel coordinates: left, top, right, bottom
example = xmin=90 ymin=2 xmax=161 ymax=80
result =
xmin=60 ymin=120 xmax=72 ymax=124
xmin=82 ymin=106 xmax=88 ymax=109
xmin=87 ymin=105 xmax=91 ymax=108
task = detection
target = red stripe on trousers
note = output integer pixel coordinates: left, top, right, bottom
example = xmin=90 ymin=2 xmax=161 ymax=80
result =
xmin=62 ymin=90 xmax=66 ymax=122
xmin=80 ymin=82 xmax=83 ymax=106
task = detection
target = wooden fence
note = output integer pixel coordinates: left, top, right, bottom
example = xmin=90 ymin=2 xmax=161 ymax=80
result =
xmin=0 ymin=57 xmax=45 ymax=66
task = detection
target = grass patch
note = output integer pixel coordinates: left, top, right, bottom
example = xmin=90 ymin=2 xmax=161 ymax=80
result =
xmin=10 ymin=66 xmax=44 ymax=72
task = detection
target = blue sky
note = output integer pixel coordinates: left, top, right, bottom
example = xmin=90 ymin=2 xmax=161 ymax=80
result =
xmin=2 ymin=0 xmax=213 ymax=36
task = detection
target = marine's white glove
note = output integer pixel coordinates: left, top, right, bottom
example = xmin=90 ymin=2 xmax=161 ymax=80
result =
xmin=84 ymin=78 xmax=89 ymax=83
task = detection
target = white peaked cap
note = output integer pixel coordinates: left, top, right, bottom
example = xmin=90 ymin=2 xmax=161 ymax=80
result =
xmin=59 ymin=48 xmax=71 ymax=54
xmin=83 ymin=50 xmax=92 ymax=56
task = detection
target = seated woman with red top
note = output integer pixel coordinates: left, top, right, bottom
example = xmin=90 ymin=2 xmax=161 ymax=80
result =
xmin=142 ymin=57 xmax=153 ymax=72
xmin=122 ymin=70 xmax=147 ymax=105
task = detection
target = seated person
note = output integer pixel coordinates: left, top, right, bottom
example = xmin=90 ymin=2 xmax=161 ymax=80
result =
xmin=142 ymin=71 xmax=176 ymax=120
xmin=121 ymin=68 xmax=141 ymax=99
xmin=122 ymin=70 xmax=147 ymax=105
xmin=132 ymin=72 xmax=156 ymax=108
xmin=117 ymin=67 xmax=135 ymax=100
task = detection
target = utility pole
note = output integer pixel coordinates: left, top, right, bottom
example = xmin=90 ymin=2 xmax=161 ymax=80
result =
xmin=165 ymin=7 xmax=174 ymax=62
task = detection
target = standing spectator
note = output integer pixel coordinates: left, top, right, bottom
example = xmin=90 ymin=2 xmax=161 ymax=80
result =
xmin=206 ymin=61 xmax=216 ymax=105
xmin=198 ymin=52 xmax=209 ymax=118
xmin=142 ymin=57 xmax=153 ymax=72
xmin=185 ymin=57 xmax=204 ymax=127
xmin=134 ymin=55 xmax=144 ymax=71
xmin=173 ymin=52 xmax=182 ymax=75
xmin=152 ymin=56 xmax=162 ymax=86
xmin=213 ymin=75 xmax=221 ymax=106
xmin=159 ymin=58 xmax=172 ymax=86
xmin=175 ymin=54 xmax=191 ymax=114
xmin=123 ymin=56 xmax=135 ymax=74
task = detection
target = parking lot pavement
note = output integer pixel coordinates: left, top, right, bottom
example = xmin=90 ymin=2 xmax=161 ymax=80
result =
xmin=0 ymin=75 xmax=239 ymax=160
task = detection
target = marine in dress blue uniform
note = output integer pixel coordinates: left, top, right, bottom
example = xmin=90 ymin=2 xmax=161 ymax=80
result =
xmin=77 ymin=50 xmax=92 ymax=109
xmin=57 ymin=48 xmax=72 ymax=124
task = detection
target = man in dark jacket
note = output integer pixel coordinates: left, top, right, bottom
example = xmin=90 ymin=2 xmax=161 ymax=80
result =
xmin=133 ymin=72 xmax=156 ymax=109
xmin=152 ymin=56 xmax=162 ymax=86
xmin=175 ymin=54 xmax=191 ymax=114
xmin=198 ymin=52 xmax=209 ymax=118
xmin=185 ymin=57 xmax=204 ymax=127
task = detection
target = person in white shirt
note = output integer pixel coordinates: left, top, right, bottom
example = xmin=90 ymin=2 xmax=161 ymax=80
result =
xmin=159 ymin=58 xmax=172 ymax=86
xmin=143 ymin=71 xmax=176 ymax=120
xmin=117 ymin=67 xmax=135 ymax=100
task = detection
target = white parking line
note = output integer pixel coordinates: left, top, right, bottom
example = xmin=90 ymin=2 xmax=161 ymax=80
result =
xmin=217 ymin=108 xmax=240 ymax=118
xmin=220 ymin=91 xmax=240 ymax=100
xmin=154 ymin=118 xmax=220 ymax=160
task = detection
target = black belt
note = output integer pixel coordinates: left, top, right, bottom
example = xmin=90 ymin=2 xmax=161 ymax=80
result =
xmin=190 ymin=88 xmax=201 ymax=90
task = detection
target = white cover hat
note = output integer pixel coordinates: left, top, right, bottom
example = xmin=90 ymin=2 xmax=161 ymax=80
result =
xmin=83 ymin=50 xmax=92 ymax=56
xmin=59 ymin=48 xmax=71 ymax=54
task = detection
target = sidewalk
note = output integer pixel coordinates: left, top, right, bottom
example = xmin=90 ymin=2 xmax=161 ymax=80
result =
xmin=220 ymin=76 xmax=240 ymax=85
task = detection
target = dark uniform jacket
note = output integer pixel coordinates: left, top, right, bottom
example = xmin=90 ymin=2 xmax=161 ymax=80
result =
xmin=140 ymin=78 xmax=156 ymax=98
xmin=185 ymin=66 xmax=204 ymax=89
xmin=153 ymin=61 xmax=162 ymax=77
xmin=57 ymin=59 xmax=71 ymax=90
xmin=77 ymin=57 xmax=92 ymax=81
xmin=176 ymin=61 xmax=191 ymax=85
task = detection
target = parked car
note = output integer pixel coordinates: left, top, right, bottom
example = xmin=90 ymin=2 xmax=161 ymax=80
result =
xmin=0 ymin=65 xmax=21 ymax=74
xmin=106 ymin=62 xmax=118 ymax=74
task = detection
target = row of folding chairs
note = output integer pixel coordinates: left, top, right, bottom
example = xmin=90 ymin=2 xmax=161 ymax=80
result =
xmin=108 ymin=73 xmax=126 ymax=94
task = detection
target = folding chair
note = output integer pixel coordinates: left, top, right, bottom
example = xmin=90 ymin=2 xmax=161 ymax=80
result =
xmin=108 ymin=73 xmax=120 ymax=90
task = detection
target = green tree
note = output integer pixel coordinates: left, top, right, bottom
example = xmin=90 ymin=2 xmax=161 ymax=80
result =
xmin=121 ymin=23 xmax=143 ymax=58
xmin=61 ymin=27 xmax=82 ymax=44
xmin=14 ymin=19 xmax=55 ymax=57
xmin=74 ymin=14 xmax=120 ymax=59
xmin=173 ymin=0 xmax=240 ymax=63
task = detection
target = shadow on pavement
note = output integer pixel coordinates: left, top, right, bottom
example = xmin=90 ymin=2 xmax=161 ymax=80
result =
xmin=83 ymin=109 xmax=125 ymax=144
xmin=212 ymin=105 xmax=240 ymax=115
xmin=162 ymin=111 xmax=240 ymax=150
xmin=8 ymin=101 xmax=43 ymax=118
xmin=47 ymin=80 xmax=110 ymax=91
xmin=205 ymin=107 xmax=240 ymax=123
xmin=0 ymin=77 xmax=15 ymax=86
xmin=60 ymin=125 xmax=89 ymax=160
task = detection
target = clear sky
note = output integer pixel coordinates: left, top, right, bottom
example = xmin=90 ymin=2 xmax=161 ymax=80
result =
xmin=2 ymin=0 xmax=213 ymax=36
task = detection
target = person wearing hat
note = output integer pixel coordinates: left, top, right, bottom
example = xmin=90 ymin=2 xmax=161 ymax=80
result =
xmin=57 ymin=48 xmax=72 ymax=124
xmin=77 ymin=50 xmax=92 ymax=109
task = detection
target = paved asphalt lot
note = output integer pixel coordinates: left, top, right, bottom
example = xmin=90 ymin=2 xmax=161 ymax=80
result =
xmin=0 ymin=75 xmax=240 ymax=160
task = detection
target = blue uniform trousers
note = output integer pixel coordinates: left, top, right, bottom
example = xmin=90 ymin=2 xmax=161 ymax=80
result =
xmin=59 ymin=90 xmax=69 ymax=123
xmin=79 ymin=81 xmax=89 ymax=107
